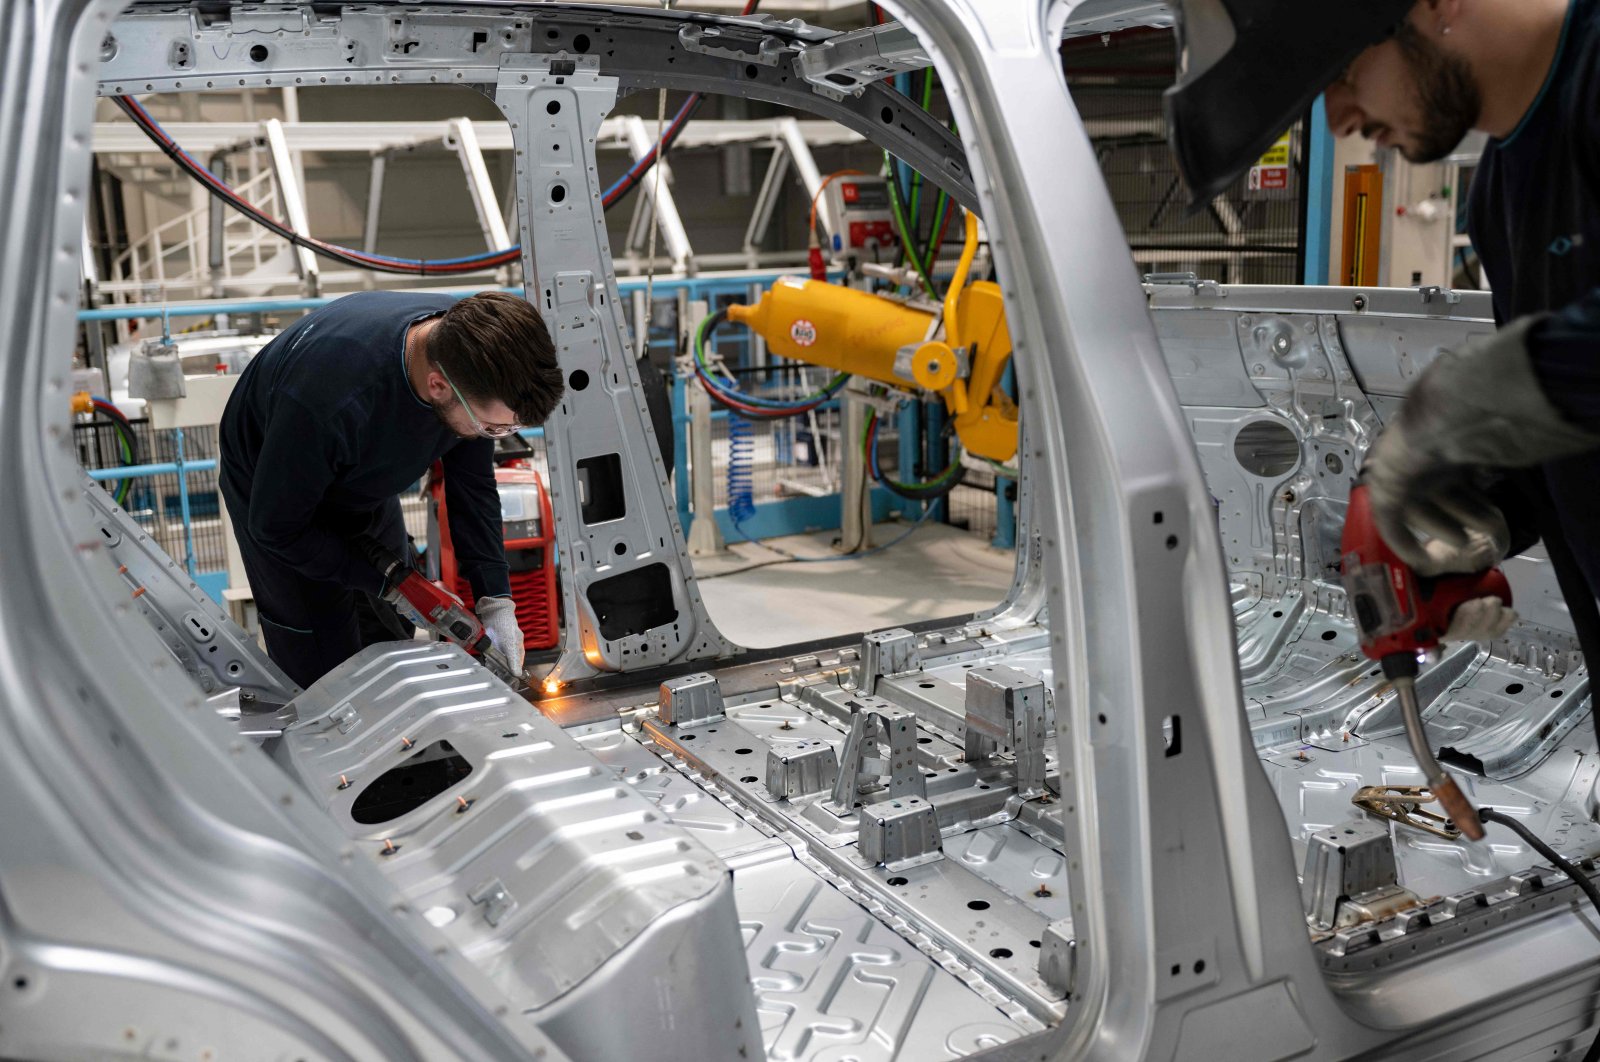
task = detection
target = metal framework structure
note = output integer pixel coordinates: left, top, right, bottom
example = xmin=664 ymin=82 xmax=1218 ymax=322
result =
xmin=3 ymin=2 xmax=1600 ymax=1061
xmin=89 ymin=112 xmax=871 ymax=299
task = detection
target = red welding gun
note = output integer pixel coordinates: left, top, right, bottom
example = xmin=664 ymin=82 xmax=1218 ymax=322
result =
xmin=355 ymin=536 xmax=516 ymax=683
xmin=1340 ymin=483 xmax=1510 ymax=840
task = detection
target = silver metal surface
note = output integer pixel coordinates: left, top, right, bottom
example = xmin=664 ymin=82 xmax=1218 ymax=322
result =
xmin=84 ymin=475 xmax=298 ymax=708
xmin=5 ymin=3 xmax=567 ymax=1055
xmin=11 ymin=1 xmax=1600 ymax=1058
xmin=795 ymin=20 xmax=929 ymax=100
xmin=964 ymin=666 xmax=1049 ymax=799
xmin=859 ymin=795 xmax=944 ymax=870
xmin=828 ymin=694 xmax=926 ymax=811
xmin=859 ymin=626 xmax=922 ymax=694
xmin=659 ymin=670 xmax=726 ymax=727
xmin=496 ymin=56 xmax=738 ymax=683
xmin=734 ymin=855 xmax=1030 ymax=1061
xmin=766 ymin=739 xmax=840 ymax=800
xmin=1302 ymin=819 xmax=1401 ymax=932
xmin=277 ymin=641 xmax=762 ymax=1057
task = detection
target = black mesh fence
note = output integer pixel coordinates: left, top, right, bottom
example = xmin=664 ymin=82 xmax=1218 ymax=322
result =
xmin=77 ymin=418 xmax=230 ymax=574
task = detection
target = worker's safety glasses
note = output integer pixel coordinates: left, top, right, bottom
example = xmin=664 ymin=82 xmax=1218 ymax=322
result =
xmin=438 ymin=364 xmax=522 ymax=439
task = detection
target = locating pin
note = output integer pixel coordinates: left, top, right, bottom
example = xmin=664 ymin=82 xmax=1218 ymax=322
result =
xmin=400 ymin=736 xmax=414 ymax=750
xmin=336 ymin=774 xmax=351 ymax=790
xmin=380 ymin=839 xmax=399 ymax=856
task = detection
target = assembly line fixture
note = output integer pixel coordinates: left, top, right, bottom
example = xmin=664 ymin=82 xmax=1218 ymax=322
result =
xmin=3 ymin=2 xmax=1600 ymax=1061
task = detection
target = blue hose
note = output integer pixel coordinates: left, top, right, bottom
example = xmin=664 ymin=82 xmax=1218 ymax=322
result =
xmin=727 ymin=413 xmax=757 ymax=535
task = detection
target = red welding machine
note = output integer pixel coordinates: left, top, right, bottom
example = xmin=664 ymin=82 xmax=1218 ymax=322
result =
xmin=427 ymin=457 xmax=559 ymax=652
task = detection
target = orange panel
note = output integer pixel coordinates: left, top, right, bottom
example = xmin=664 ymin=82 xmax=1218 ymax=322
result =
xmin=1339 ymin=164 xmax=1384 ymax=287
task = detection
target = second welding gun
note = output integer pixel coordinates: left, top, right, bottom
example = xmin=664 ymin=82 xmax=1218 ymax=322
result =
xmin=1341 ymin=483 xmax=1512 ymax=662
xmin=1340 ymin=483 xmax=1511 ymax=840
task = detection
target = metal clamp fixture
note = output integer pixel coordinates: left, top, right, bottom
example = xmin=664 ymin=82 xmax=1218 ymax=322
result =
xmin=659 ymin=672 xmax=725 ymax=728
xmin=1354 ymin=784 xmax=1462 ymax=840
xmin=858 ymin=796 xmax=943 ymax=870
xmin=827 ymin=695 xmax=925 ymax=812
xmin=1302 ymin=818 xmax=1417 ymax=932
xmin=765 ymin=739 xmax=839 ymax=800
xmin=857 ymin=627 xmax=921 ymax=695
xmin=964 ymin=666 xmax=1049 ymax=798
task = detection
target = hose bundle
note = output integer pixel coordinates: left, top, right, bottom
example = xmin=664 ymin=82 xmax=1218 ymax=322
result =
xmin=108 ymin=0 xmax=765 ymax=277
xmin=692 ymin=309 xmax=848 ymax=419
xmin=864 ymin=408 xmax=964 ymax=502
xmin=88 ymin=395 xmax=139 ymax=505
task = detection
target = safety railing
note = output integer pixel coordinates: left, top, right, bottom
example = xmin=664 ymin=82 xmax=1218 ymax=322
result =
xmin=109 ymin=168 xmax=285 ymax=302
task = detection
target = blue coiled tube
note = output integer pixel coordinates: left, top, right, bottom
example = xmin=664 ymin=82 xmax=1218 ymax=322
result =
xmin=727 ymin=413 xmax=757 ymax=535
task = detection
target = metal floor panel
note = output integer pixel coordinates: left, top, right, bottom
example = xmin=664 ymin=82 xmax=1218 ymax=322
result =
xmin=579 ymin=724 xmax=1039 ymax=1060
xmin=735 ymin=857 xmax=1030 ymax=1061
xmin=894 ymin=610 xmax=1600 ymax=914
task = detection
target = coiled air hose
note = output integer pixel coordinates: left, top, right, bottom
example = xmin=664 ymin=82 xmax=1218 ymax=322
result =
xmin=726 ymin=413 xmax=758 ymax=533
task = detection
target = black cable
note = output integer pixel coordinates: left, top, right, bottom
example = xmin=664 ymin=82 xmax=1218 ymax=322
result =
xmin=1477 ymin=807 xmax=1600 ymax=1062
xmin=112 ymin=97 xmax=520 ymax=276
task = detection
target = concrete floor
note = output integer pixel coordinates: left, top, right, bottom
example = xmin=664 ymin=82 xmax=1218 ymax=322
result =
xmin=695 ymin=519 xmax=1016 ymax=648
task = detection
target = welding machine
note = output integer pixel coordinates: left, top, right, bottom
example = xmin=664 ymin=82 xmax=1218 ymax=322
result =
xmin=425 ymin=444 xmax=559 ymax=652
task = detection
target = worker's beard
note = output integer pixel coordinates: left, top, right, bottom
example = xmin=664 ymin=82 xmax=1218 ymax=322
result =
xmin=1394 ymin=21 xmax=1481 ymax=163
xmin=429 ymin=397 xmax=479 ymax=440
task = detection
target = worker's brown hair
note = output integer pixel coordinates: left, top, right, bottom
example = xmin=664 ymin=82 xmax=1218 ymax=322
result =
xmin=428 ymin=292 xmax=564 ymax=426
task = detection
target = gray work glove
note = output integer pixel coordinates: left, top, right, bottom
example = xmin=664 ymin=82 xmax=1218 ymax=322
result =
xmin=1362 ymin=316 xmax=1600 ymax=577
xmin=475 ymin=595 xmax=525 ymax=677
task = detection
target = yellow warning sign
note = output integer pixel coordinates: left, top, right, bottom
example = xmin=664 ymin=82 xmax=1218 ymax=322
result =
xmin=1256 ymin=131 xmax=1292 ymax=168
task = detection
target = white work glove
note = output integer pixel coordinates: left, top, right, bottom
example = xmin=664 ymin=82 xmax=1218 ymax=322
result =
xmin=1443 ymin=596 xmax=1518 ymax=644
xmin=475 ymin=596 xmax=525 ymax=677
xmin=1362 ymin=316 xmax=1600 ymax=576
xmin=1417 ymin=529 xmax=1508 ymax=576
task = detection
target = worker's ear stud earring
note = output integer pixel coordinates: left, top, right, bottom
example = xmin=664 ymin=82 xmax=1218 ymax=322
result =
xmin=1441 ymin=24 xmax=1452 ymax=35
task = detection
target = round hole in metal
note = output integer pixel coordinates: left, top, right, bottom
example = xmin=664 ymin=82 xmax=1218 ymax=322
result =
xmin=1233 ymin=419 xmax=1300 ymax=478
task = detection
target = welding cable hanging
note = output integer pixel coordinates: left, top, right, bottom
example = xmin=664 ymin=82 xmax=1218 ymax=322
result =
xmin=113 ymin=95 xmax=519 ymax=275
xmin=114 ymin=91 xmax=694 ymax=274
xmin=109 ymin=0 xmax=764 ymax=276
xmin=883 ymin=66 xmax=956 ymax=286
xmin=692 ymin=309 xmax=848 ymax=418
xmin=86 ymin=394 xmax=139 ymax=505
xmin=883 ymin=150 xmax=937 ymax=298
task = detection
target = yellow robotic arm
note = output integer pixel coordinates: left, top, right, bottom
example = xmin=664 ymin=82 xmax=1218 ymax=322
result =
xmin=724 ymin=212 xmax=1017 ymax=464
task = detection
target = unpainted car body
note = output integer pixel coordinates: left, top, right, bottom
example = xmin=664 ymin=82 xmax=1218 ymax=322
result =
xmin=1 ymin=2 xmax=1597 ymax=1060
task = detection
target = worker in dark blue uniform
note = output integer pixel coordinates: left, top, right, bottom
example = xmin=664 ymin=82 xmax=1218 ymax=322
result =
xmin=1165 ymin=0 xmax=1600 ymax=657
xmin=219 ymin=290 xmax=564 ymax=688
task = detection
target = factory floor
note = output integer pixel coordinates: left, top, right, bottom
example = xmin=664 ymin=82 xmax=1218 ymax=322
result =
xmin=694 ymin=519 xmax=1017 ymax=648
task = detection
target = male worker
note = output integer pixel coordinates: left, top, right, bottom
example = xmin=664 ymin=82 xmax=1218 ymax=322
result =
xmin=219 ymin=291 xmax=564 ymax=688
xmin=1164 ymin=0 xmax=1600 ymax=654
